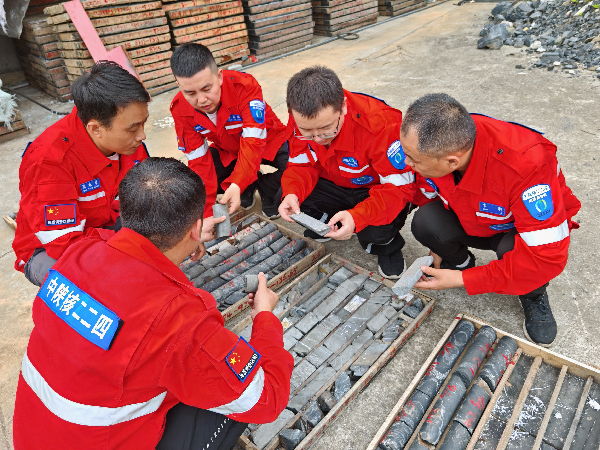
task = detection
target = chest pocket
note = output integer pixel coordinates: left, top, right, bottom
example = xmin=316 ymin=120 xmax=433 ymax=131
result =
xmin=474 ymin=188 xmax=513 ymax=229
xmin=224 ymin=113 xmax=243 ymax=136
xmin=77 ymin=178 xmax=109 ymax=211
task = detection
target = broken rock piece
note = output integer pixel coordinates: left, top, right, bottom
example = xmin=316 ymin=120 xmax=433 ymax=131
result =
xmin=244 ymin=274 xmax=259 ymax=293
xmin=392 ymin=256 xmax=434 ymax=296
xmin=290 ymin=213 xmax=331 ymax=236
xmin=280 ymin=428 xmax=306 ymax=450
xmin=212 ymin=203 xmax=231 ymax=238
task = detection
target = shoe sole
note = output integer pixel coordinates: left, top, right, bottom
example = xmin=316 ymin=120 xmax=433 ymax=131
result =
xmin=262 ymin=212 xmax=281 ymax=220
xmin=522 ymin=319 xmax=555 ymax=348
xmin=377 ymin=261 xmax=407 ymax=281
xmin=242 ymin=196 xmax=256 ymax=210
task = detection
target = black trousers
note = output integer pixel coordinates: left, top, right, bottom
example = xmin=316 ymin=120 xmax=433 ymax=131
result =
xmin=301 ymin=178 xmax=411 ymax=256
xmin=411 ymin=201 xmax=547 ymax=298
xmin=156 ymin=404 xmax=247 ymax=450
xmin=211 ymin=141 xmax=289 ymax=200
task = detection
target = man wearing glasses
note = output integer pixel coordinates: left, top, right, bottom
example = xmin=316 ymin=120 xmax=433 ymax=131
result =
xmin=278 ymin=66 xmax=415 ymax=279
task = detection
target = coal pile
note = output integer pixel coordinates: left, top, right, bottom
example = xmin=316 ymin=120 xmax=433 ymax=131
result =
xmin=478 ymin=0 xmax=600 ymax=77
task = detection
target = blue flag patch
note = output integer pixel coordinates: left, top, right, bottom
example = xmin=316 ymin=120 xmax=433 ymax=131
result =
xmin=490 ymin=222 xmax=515 ymax=231
xmin=177 ymin=136 xmax=185 ymax=151
xmin=80 ymin=178 xmax=101 ymax=195
xmin=387 ymin=140 xmax=406 ymax=170
xmin=226 ymin=337 xmax=261 ymax=382
xmin=522 ymin=184 xmax=553 ymax=221
xmin=38 ymin=270 xmax=122 ymax=350
xmin=194 ymin=124 xmax=206 ymax=132
xmin=351 ymin=175 xmax=374 ymax=185
xmin=479 ymin=202 xmax=506 ymax=217
xmin=425 ymin=178 xmax=439 ymax=192
xmin=342 ymin=157 xmax=359 ymax=168
xmin=249 ymin=100 xmax=265 ymax=124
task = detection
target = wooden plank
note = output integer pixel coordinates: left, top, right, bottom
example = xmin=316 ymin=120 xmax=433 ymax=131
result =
xmin=65 ymin=65 xmax=89 ymax=75
xmin=47 ymin=2 xmax=163 ymax=25
xmin=59 ymin=49 xmax=92 ymax=58
xmin=254 ymin=40 xmax=309 ymax=59
xmin=215 ymin=48 xmax=249 ymax=65
xmin=0 ymin=128 xmax=30 ymax=144
xmin=28 ymin=53 xmax=64 ymax=68
xmin=238 ymin=435 xmax=260 ymax=450
xmin=244 ymin=0 xmax=307 ymax=14
xmin=245 ymin=3 xmax=310 ymax=22
xmin=378 ymin=1 xmax=425 ymax=15
xmin=247 ymin=16 xmax=311 ymax=36
xmin=0 ymin=121 xmax=26 ymax=135
xmin=134 ymin=58 xmax=170 ymax=74
xmin=52 ymin=9 xmax=166 ymax=32
xmin=131 ymin=49 xmax=173 ymax=66
xmin=162 ymin=0 xmax=234 ymax=12
xmin=45 ymin=0 xmax=156 ymax=16
xmin=313 ymin=12 xmax=377 ymax=34
xmin=57 ymin=40 xmax=88 ymax=50
xmin=174 ymin=22 xmax=246 ymax=44
xmin=146 ymin=80 xmax=178 ymax=96
xmin=312 ymin=0 xmax=355 ymax=7
xmin=313 ymin=6 xmax=377 ymax=25
xmin=139 ymin=67 xmax=172 ymax=81
xmin=532 ymin=364 xmax=568 ymax=450
xmin=563 ymin=376 xmax=595 ymax=450
xmin=3 ymin=215 xmax=17 ymax=230
xmin=212 ymin=42 xmax=248 ymax=57
xmin=253 ymin=34 xmax=310 ymax=54
xmin=167 ymin=1 xmax=241 ymax=19
xmin=95 ymin=17 xmax=168 ymax=36
xmin=313 ymin=0 xmax=370 ymax=14
xmin=195 ymin=29 xmax=248 ymax=47
xmin=171 ymin=14 xmax=244 ymax=37
xmin=249 ymin=21 xmax=312 ymax=41
xmin=64 ymin=58 xmax=94 ymax=68
xmin=101 ymin=25 xmax=170 ymax=45
xmin=207 ymin=36 xmax=248 ymax=53
xmin=249 ymin=28 xmax=312 ymax=49
xmin=169 ymin=7 xmax=243 ymax=28
xmin=143 ymin=73 xmax=175 ymax=89
xmin=247 ymin=10 xmax=311 ymax=30
xmin=127 ymin=42 xmax=171 ymax=58
xmin=313 ymin=1 xmax=378 ymax=19
xmin=105 ymin=32 xmax=171 ymax=51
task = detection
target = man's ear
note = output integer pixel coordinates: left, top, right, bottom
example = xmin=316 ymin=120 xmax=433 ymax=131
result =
xmin=341 ymin=97 xmax=348 ymax=116
xmin=86 ymin=119 xmax=103 ymax=139
xmin=446 ymin=154 xmax=462 ymax=171
xmin=191 ymin=218 xmax=203 ymax=242
xmin=217 ymin=69 xmax=223 ymax=87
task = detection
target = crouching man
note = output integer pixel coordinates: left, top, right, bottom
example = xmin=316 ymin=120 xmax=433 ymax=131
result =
xmin=403 ymin=94 xmax=581 ymax=347
xmin=13 ymin=158 xmax=293 ymax=450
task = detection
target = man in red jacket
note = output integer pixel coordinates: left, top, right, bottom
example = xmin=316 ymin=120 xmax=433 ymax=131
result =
xmin=403 ymin=94 xmax=581 ymax=347
xmin=279 ymin=66 xmax=415 ymax=279
xmin=12 ymin=157 xmax=293 ymax=450
xmin=12 ymin=62 xmax=151 ymax=286
xmin=170 ymin=43 xmax=289 ymax=218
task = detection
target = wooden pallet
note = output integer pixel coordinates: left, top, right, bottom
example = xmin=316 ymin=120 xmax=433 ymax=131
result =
xmin=0 ymin=128 xmax=30 ymax=144
xmin=367 ymin=314 xmax=600 ymax=450
xmin=234 ymin=253 xmax=436 ymax=450
xmin=313 ymin=0 xmax=377 ymax=19
xmin=378 ymin=0 xmax=425 ymax=15
xmin=313 ymin=6 xmax=377 ymax=25
xmin=249 ymin=21 xmax=312 ymax=41
xmin=313 ymin=0 xmax=371 ymax=14
xmin=313 ymin=11 xmax=377 ymax=34
xmin=247 ymin=9 xmax=311 ymax=30
xmin=249 ymin=28 xmax=312 ymax=49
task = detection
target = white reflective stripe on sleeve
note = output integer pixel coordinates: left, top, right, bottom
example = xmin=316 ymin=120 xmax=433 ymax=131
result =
xmin=242 ymin=128 xmax=267 ymax=139
xmin=289 ymin=153 xmax=310 ymax=164
xmin=339 ymin=165 xmax=370 ymax=174
xmin=420 ymin=188 xmax=438 ymax=199
xmin=21 ymin=352 xmax=167 ymax=426
xmin=310 ymin=150 xmax=317 ymax=162
xmin=379 ymin=172 xmax=415 ymax=186
xmin=78 ymin=191 xmax=106 ymax=202
xmin=557 ymin=160 xmax=561 ymax=177
xmin=519 ymin=220 xmax=569 ymax=247
xmin=35 ymin=219 xmax=86 ymax=245
xmin=475 ymin=211 xmax=513 ymax=220
xmin=438 ymin=193 xmax=449 ymax=205
xmin=201 ymin=129 xmax=211 ymax=135
xmin=225 ymin=123 xmax=243 ymax=130
xmin=208 ymin=367 xmax=265 ymax=415
xmin=185 ymin=141 xmax=209 ymax=161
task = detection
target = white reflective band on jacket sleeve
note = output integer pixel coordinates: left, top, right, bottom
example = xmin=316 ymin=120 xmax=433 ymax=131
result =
xmin=310 ymin=150 xmax=317 ymax=162
xmin=419 ymin=188 xmax=438 ymax=199
xmin=339 ymin=165 xmax=369 ymax=174
xmin=379 ymin=172 xmax=415 ymax=186
xmin=289 ymin=153 xmax=309 ymax=164
xmin=185 ymin=141 xmax=209 ymax=161
xmin=520 ymin=220 xmax=569 ymax=247
xmin=476 ymin=211 xmax=513 ymax=220
xmin=35 ymin=219 xmax=86 ymax=245
xmin=201 ymin=129 xmax=211 ymax=135
xmin=242 ymin=128 xmax=267 ymax=139
xmin=21 ymin=352 xmax=167 ymax=426
xmin=208 ymin=367 xmax=265 ymax=415
xmin=78 ymin=191 xmax=106 ymax=202
xmin=557 ymin=161 xmax=561 ymax=177
xmin=225 ymin=123 xmax=243 ymax=130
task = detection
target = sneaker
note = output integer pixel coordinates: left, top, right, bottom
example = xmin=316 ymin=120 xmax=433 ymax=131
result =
xmin=439 ymin=251 xmax=476 ymax=271
xmin=519 ymin=292 xmax=557 ymax=347
xmin=261 ymin=196 xmax=280 ymax=219
xmin=303 ymin=229 xmax=331 ymax=243
xmin=378 ymin=249 xmax=406 ymax=280
xmin=240 ymin=182 xmax=257 ymax=209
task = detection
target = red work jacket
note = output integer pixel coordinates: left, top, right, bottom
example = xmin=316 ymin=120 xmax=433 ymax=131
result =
xmin=281 ymin=90 xmax=414 ymax=232
xmin=13 ymin=228 xmax=293 ymax=450
xmin=12 ymin=109 xmax=148 ymax=271
xmin=415 ymin=114 xmax=581 ymax=296
xmin=170 ymin=70 xmax=288 ymax=215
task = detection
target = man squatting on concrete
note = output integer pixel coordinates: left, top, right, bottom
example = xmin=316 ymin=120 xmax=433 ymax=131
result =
xmin=170 ymin=43 xmax=289 ymax=219
xmin=279 ymin=66 xmax=416 ymax=280
xmin=403 ymin=94 xmax=581 ymax=347
xmin=13 ymin=157 xmax=294 ymax=450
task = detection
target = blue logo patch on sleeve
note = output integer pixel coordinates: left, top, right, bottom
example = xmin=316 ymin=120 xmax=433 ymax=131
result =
xmin=38 ymin=270 xmax=122 ymax=350
xmin=425 ymin=178 xmax=439 ymax=192
xmin=342 ymin=157 xmax=359 ymax=168
xmin=177 ymin=136 xmax=185 ymax=151
xmin=522 ymin=184 xmax=554 ymax=221
xmin=387 ymin=140 xmax=406 ymax=170
xmin=351 ymin=175 xmax=374 ymax=185
xmin=490 ymin=222 xmax=515 ymax=231
xmin=249 ymin=100 xmax=265 ymax=124
xmin=226 ymin=337 xmax=261 ymax=382
xmin=227 ymin=114 xmax=243 ymax=123
xmin=479 ymin=202 xmax=506 ymax=217
xmin=80 ymin=178 xmax=101 ymax=195
xmin=194 ymin=124 xmax=206 ymax=132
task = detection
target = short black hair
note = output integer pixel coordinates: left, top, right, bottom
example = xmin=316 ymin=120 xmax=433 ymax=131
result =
xmin=287 ymin=66 xmax=344 ymax=119
xmin=400 ymin=93 xmax=477 ymax=157
xmin=71 ymin=61 xmax=150 ymax=128
xmin=119 ymin=158 xmax=206 ymax=252
xmin=170 ymin=43 xmax=218 ymax=78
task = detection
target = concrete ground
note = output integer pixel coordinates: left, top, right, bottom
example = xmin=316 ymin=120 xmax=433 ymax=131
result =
xmin=1 ymin=2 xmax=599 ymax=448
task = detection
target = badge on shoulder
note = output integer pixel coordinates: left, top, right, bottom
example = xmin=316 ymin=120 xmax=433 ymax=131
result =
xmin=226 ymin=337 xmax=261 ymax=383
xmin=44 ymin=204 xmax=77 ymax=227
xmin=387 ymin=140 xmax=406 ymax=170
xmin=522 ymin=184 xmax=554 ymax=221
xmin=249 ymin=100 xmax=265 ymax=124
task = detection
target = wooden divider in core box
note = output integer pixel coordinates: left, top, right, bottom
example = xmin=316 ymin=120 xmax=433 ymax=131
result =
xmin=367 ymin=313 xmax=600 ymax=450
xmin=43 ymin=0 xmax=177 ymax=96
xmin=163 ymin=0 xmax=249 ymax=67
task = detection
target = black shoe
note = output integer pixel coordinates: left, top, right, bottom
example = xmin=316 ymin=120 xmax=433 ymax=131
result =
xmin=520 ymin=292 xmax=557 ymax=347
xmin=261 ymin=196 xmax=280 ymax=219
xmin=303 ymin=229 xmax=331 ymax=243
xmin=240 ymin=182 xmax=257 ymax=209
xmin=378 ymin=249 xmax=406 ymax=280
xmin=439 ymin=251 xmax=476 ymax=271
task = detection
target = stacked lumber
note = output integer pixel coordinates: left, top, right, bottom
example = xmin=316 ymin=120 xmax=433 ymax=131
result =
xmin=243 ymin=0 xmax=314 ymax=60
xmin=44 ymin=0 xmax=176 ymax=96
xmin=164 ymin=0 xmax=249 ymax=66
xmin=377 ymin=0 xmax=425 ymax=17
xmin=0 ymin=111 xmax=30 ymax=144
xmin=13 ymin=14 xmax=72 ymax=102
xmin=312 ymin=0 xmax=378 ymax=36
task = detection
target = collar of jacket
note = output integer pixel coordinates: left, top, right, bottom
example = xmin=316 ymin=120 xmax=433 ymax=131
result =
xmin=455 ymin=117 xmax=490 ymax=195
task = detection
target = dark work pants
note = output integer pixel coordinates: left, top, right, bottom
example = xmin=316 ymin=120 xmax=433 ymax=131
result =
xmin=156 ymin=404 xmax=246 ymax=450
xmin=301 ymin=178 xmax=411 ymax=256
xmin=411 ymin=200 xmax=547 ymax=298
xmin=211 ymin=141 xmax=289 ymax=201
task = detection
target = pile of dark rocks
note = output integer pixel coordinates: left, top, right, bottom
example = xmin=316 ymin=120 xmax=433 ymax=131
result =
xmin=477 ymin=0 xmax=600 ymax=77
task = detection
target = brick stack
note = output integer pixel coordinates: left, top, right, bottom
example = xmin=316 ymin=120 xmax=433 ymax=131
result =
xmin=0 ymin=111 xmax=30 ymax=144
xmin=243 ymin=0 xmax=313 ymax=61
xmin=13 ymin=14 xmax=72 ymax=102
xmin=312 ymin=0 xmax=378 ymax=36
xmin=44 ymin=0 xmax=177 ymax=96
xmin=164 ymin=0 xmax=249 ymax=66
xmin=377 ymin=0 xmax=425 ymax=17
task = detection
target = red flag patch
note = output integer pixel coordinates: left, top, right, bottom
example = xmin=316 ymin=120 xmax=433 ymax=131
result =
xmin=44 ymin=204 xmax=77 ymax=227
xmin=226 ymin=337 xmax=261 ymax=382
xmin=177 ymin=136 xmax=185 ymax=151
